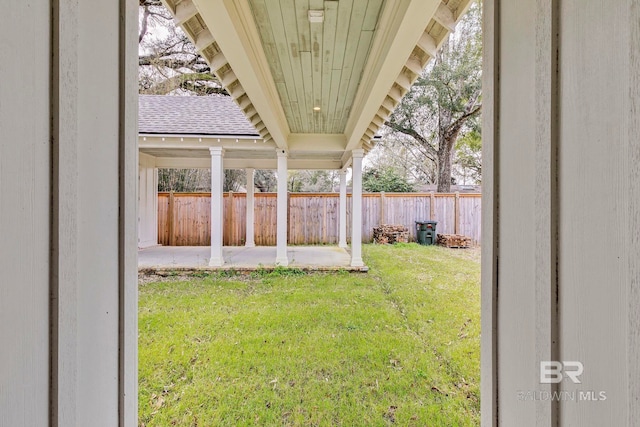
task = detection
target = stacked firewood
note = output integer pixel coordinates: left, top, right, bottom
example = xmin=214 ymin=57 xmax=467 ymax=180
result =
xmin=373 ymin=224 xmax=409 ymax=244
xmin=436 ymin=234 xmax=472 ymax=248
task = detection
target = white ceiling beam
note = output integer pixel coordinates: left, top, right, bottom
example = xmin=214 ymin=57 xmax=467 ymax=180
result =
xmin=194 ymin=28 xmax=215 ymax=52
xmin=192 ymin=0 xmax=291 ymax=150
xmin=371 ymin=115 xmax=385 ymax=128
xmin=382 ymin=96 xmax=397 ymax=111
xmin=387 ymin=85 xmax=404 ymax=102
xmin=254 ymin=122 xmax=266 ymax=133
xmin=243 ymin=105 xmax=257 ymax=118
xmin=220 ymin=70 xmax=238 ymax=87
xmin=377 ymin=106 xmax=390 ymax=118
xmin=416 ymin=31 xmax=438 ymax=57
xmin=229 ymin=84 xmax=246 ymax=99
xmin=173 ymin=0 xmax=198 ymax=26
xmin=223 ymin=158 xmax=344 ymax=170
xmin=210 ymin=52 xmax=228 ymax=72
xmin=433 ymin=2 xmax=456 ymax=32
xmin=287 ymin=134 xmax=347 ymax=152
xmin=405 ymin=57 xmax=423 ymax=76
xmin=236 ymin=95 xmax=251 ymax=110
xmin=154 ymin=157 xmax=211 ymax=168
xmin=287 ymin=160 xmax=344 ymax=170
xmin=343 ymin=0 xmax=442 ymax=153
xmin=395 ymin=73 xmax=413 ymax=91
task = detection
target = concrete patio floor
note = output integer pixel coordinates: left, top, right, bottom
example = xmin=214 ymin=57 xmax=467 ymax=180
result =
xmin=138 ymin=245 xmax=368 ymax=273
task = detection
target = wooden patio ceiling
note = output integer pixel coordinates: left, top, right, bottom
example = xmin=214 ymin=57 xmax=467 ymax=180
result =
xmin=161 ymin=0 xmax=472 ymax=169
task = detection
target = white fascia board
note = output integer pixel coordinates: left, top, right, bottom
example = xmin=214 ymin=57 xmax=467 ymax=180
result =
xmin=139 ymin=134 xmax=275 ymax=150
xmin=154 ymin=157 xmax=211 ymax=169
xmin=343 ymin=0 xmax=441 ymax=152
xmin=193 ymin=0 xmax=291 ymax=149
xmin=286 ymin=159 xmax=344 ymax=170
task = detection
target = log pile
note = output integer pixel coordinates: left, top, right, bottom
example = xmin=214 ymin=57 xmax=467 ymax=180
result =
xmin=436 ymin=234 xmax=472 ymax=248
xmin=373 ymin=224 xmax=409 ymax=244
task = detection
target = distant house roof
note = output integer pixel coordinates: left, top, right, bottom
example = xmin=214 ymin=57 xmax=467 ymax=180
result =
xmin=138 ymin=94 xmax=259 ymax=137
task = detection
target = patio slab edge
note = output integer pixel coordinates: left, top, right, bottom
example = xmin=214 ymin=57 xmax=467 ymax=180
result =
xmin=138 ymin=264 xmax=369 ymax=276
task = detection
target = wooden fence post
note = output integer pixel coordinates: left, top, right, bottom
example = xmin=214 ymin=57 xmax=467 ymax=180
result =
xmin=228 ymin=191 xmax=234 ymax=246
xmin=168 ymin=191 xmax=175 ymax=246
xmin=430 ymin=191 xmax=436 ymax=220
xmin=380 ymin=191 xmax=386 ymax=225
xmin=454 ymin=192 xmax=460 ymax=234
xmin=287 ymin=192 xmax=291 ymax=242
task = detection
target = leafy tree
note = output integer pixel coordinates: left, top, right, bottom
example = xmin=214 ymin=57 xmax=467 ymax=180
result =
xmin=454 ymin=130 xmax=482 ymax=184
xmin=385 ymin=1 xmax=482 ymax=192
xmin=362 ymin=167 xmax=415 ymax=193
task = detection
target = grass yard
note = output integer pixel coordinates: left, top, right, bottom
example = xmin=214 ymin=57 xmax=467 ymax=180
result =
xmin=138 ymin=244 xmax=481 ymax=426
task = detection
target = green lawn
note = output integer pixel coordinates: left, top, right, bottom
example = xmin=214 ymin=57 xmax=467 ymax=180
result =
xmin=138 ymin=244 xmax=481 ymax=426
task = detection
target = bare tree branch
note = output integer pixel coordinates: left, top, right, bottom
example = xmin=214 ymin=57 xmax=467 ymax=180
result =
xmin=140 ymin=73 xmax=227 ymax=95
xmin=384 ymin=120 xmax=439 ymax=160
xmin=139 ymin=6 xmax=151 ymax=43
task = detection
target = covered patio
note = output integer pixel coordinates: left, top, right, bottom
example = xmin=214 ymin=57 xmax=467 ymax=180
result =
xmin=138 ymin=0 xmax=472 ymax=270
xmin=138 ymin=94 xmax=363 ymax=269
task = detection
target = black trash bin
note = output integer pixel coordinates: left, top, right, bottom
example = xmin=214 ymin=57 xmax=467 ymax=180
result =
xmin=415 ymin=221 xmax=438 ymax=245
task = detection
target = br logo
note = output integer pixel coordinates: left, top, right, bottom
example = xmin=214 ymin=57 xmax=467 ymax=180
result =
xmin=540 ymin=361 xmax=584 ymax=384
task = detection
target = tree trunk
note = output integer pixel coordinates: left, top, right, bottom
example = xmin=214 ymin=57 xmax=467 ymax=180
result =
xmin=436 ymin=139 xmax=454 ymax=192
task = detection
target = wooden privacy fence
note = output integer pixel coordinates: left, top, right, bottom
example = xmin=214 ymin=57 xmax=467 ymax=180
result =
xmin=158 ymin=192 xmax=481 ymax=246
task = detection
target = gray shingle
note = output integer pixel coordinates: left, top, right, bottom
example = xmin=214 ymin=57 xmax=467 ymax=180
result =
xmin=138 ymin=95 xmax=259 ymax=136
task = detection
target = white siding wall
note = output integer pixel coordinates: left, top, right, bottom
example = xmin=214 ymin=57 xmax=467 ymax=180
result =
xmin=484 ymin=0 xmax=640 ymax=425
xmin=76 ymin=1 xmax=120 ymax=422
xmin=497 ymin=2 xmax=538 ymax=423
xmin=0 ymin=2 xmax=51 ymax=426
xmin=0 ymin=1 xmax=138 ymax=426
xmin=557 ymin=1 xmax=629 ymax=424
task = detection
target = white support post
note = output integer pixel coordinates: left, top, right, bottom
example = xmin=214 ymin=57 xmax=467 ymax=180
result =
xmin=350 ymin=149 xmax=364 ymax=267
xmin=276 ymin=150 xmax=289 ymax=266
xmin=138 ymin=155 xmax=158 ymax=248
xmin=245 ymin=167 xmax=255 ymax=247
xmin=209 ymin=147 xmax=225 ymax=266
xmin=339 ymin=169 xmax=348 ymax=248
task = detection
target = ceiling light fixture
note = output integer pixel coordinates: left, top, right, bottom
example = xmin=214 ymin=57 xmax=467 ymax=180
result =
xmin=308 ymin=10 xmax=324 ymax=23
xmin=313 ymin=106 xmax=321 ymax=111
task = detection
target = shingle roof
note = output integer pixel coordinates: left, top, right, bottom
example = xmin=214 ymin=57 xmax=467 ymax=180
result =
xmin=138 ymin=95 xmax=259 ymax=136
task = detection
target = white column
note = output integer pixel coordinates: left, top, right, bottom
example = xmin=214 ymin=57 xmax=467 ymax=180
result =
xmin=350 ymin=149 xmax=364 ymax=267
xmin=209 ymin=147 xmax=225 ymax=266
xmin=276 ymin=150 xmax=289 ymax=266
xmin=338 ymin=169 xmax=348 ymax=248
xmin=138 ymin=156 xmax=159 ymax=248
xmin=245 ymin=167 xmax=255 ymax=247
